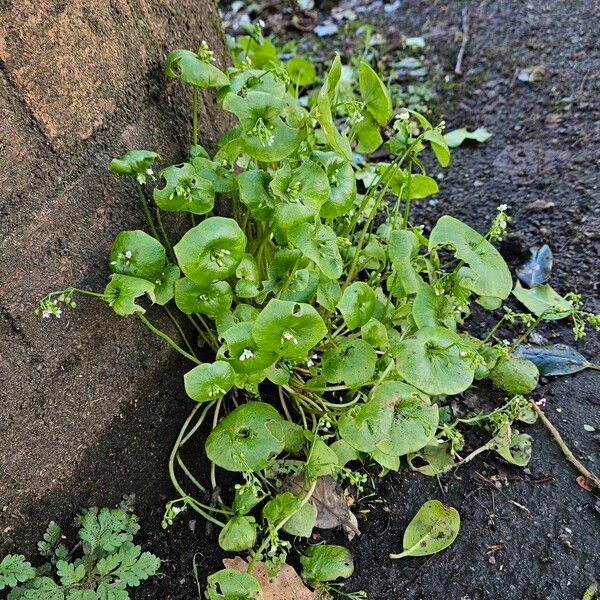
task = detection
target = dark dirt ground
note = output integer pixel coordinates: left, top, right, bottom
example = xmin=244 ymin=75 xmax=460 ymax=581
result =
xmin=20 ymin=1 xmax=600 ymax=599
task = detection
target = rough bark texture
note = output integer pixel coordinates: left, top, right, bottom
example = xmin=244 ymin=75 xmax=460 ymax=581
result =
xmin=0 ymin=0 xmax=228 ymax=553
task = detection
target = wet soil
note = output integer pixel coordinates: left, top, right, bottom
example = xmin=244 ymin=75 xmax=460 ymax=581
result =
xmin=19 ymin=1 xmax=600 ymax=599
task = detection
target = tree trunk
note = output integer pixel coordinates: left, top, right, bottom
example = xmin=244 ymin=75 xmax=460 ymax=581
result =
xmin=0 ymin=0 xmax=229 ymax=553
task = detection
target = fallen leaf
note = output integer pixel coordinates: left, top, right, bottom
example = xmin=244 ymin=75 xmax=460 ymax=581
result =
xmin=513 ymin=343 xmax=596 ymax=376
xmin=283 ymin=475 xmax=361 ymax=539
xmin=223 ymin=556 xmax=317 ymax=599
xmin=583 ymin=424 xmax=595 ymax=432
xmin=516 ymin=244 xmax=553 ymax=287
xmin=576 ymin=475 xmax=593 ymax=492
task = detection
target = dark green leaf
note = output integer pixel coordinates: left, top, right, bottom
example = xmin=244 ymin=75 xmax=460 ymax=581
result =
xmin=104 ymin=274 xmax=155 ymax=316
xmin=164 ymin=49 xmax=229 ymax=88
xmin=153 ymin=162 xmax=214 ymax=214
xmin=109 ymin=230 xmax=166 ymax=280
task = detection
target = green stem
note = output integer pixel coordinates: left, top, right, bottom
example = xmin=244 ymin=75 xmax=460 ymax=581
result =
xmin=192 ymin=86 xmax=199 ymax=146
xmin=135 ymin=181 xmax=160 ymax=240
xmin=156 ymin=208 xmax=175 ymax=261
xmin=164 ymin=305 xmax=197 ymax=358
xmin=137 ymin=314 xmax=201 ymax=364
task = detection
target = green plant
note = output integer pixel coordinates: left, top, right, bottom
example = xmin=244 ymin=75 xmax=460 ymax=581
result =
xmin=38 ymin=26 xmax=598 ymax=598
xmin=0 ymin=507 xmax=160 ymax=599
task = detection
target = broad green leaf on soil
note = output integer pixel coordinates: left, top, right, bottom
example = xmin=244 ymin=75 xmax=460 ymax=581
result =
xmin=305 ymin=437 xmax=339 ymax=478
xmin=206 ymin=402 xmax=283 ymax=472
xmin=423 ymin=129 xmax=451 ymax=167
xmin=322 ymin=338 xmax=376 ymax=388
xmin=164 ymin=49 xmax=229 ymax=88
xmin=361 ymin=318 xmax=388 ymax=348
xmin=184 ymin=361 xmax=235 ymax=402
xmin=374 ymin=381 xmax=439 ymax=457
xmin=512 ymin=281 xmax=572 ymax=320
xmin=270 ymin=160 xmax=330 ymax=233
xmin=429 ymin=215 xmax=512 ymax=301
xmin=443 ymin=127 xmax=492 ymax=148
xmin=288 ymin=222 xmax=343 ymax=279
xmin=267 ymin=419 xmax=306 ymax=454
xmin=371 ymin=447 xmax=400 ymax=471
xmin=514 ymin=343 xmax=597 ymax=376
xmin=104 ymin=274 xmax=155 ymax=316
xmin=109 ymin=230 xmax=166 ymax=280
xmin=287 ymin=56 xmax=316 ymax=86
xmin=153 ymin=162 xmax=215 ymax=214
xmin=221 ymin=321 xmax=277 ymax=374
xmin=206 ymin=568 xmax=261 ymax=600
xmin=338 ymin=392 xmax=392 ymax=453
xmin=263 ymin=492 xmax=300 ymax=525
xmin=237 ymin=169 xmax=275 ymax=221
xmin=153 ymin=263 xmax=180 ymax=305
xmin=218 ymin=516 xmax=258 ymax=552
xmin=358 ymin=61 xmax=392 ymax=125
xmin=516 ymin=244 xmax=553 ymax=287
xmin=390 ymin=500 xmax=460 ymax=559
xmin=489 ymin=357 xmax=539 ymax=394
xmin=300 ymin=545 xmax=354 ymax=582
xmin=314 ymin=151 xmax=356 ymax=218
xmin=283 ymin=501 xmax=318 ymax=538
xmin=412 ymin=283 xmax=457 ymax=330
xmin=316 ymin=280 xmax=342 ymax=312
xmin=175 ymin=278 xmax=233 ymax=317
xmin=494 ymin=431 xmax=533 ymax=466
xmin=393 ymin=326 xmax=476 ymax=395
xmin=315 ymin=54 xmax=352 ymax=160
xmin=108 ymin=150 xmax=159 ymax=177
xmin=387 ymin=229 xmax=422 ymax=295
xmin=407 ymin=441 xmax=457 ymax=476
xmin=0 ymin=554 xmax=35 ymax=589
xmin=402 ymin=174 xmax=439 ymax=199
xmin=252 ymin=299 xmax=327 ymax=358
xmin=337 ymin=282 xmax=376 ymax=329
xmin=174 ymin=217 xmax=246 ymax=287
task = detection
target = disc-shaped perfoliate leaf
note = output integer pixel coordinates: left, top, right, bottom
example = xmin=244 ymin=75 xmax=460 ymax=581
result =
xmin=423 ymin=130 xmax=451 ymax=167
xmin=512 ymin=281 xmax=572 ymax=320
xmin=412 ymin=283 xmax=457 ymax=330
xmin=407 ymin=441 xmax=457 ymax=476
xmin=300 ymin=545 xmax=354 ymax=583
xmin=286 ymin=56 xmax=317 ymax=86
xmin=108 ymin=150 xmax=159 ymax=177
xmin=361 ymin=318 xmax=388 ymax=348
xmin=164 ymin=49 xmax=229 ymax=88
xmin=489 ymin=357 xmax=539 ymax=394
xmin=390 ymin=500 xmax=460 ymax=559
xmin=153 ymin=263 xmax=180 ymax=306
xmin=218 ymin=516 xmax=257 ymax=552
xmin=374 ymin=382 xmax=438 ymax=457
xmin=358 ymin=61 xmax=392 ymax=125
xmin=337 ymin=282 xmax=376 ymax=330
xmin=429 ymin=215 xmax=512 ymax=301
xmin=206 ymin=402 xmax=283 ymax=472
xmin=394 ymin=326 xmax=476 ymax=395
xmin=109 ymin=230 xmax=166 ymax=280
xmin=252 ymin=299 xmax=327 ymax=358
xmin=153 ymin=162 xmax=214 ymax=215
xmin=388 ymin=230 xmax=422 ymax=296
xmin=221 ymin=321 xmax=277 ymax=374
xmin=316 ymin=54 xmax=352 ymax=160
xmin=338 ymin=395 xmax=393 ymax=453
xmin=174 ymin=278 xmax=233 ymax=317
xmin=237 ymin=169 xmax=276 ymax=221
xmin=104 ymin=274 xmax=155 ymax=316
xmin=174 ymin=217 xmax=246 ymax=287
xmin=192 ymin=156 xmax=237 ymax=194
xmin=322 ymin=339 xmax=376 ymax=388
xmin=314 ymin=151 xmax=356 ymax=218
xmin=288 ymin=222 xmax=343 ymax=279
xmin=184 ymin=361 xmax=235 ymax=402
xmin=206 ymin=568 xmax=261 ymax=600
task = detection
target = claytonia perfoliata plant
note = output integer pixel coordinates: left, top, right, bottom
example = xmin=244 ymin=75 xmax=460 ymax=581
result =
xmin=38 ymin=30 xmax=598 ymax=598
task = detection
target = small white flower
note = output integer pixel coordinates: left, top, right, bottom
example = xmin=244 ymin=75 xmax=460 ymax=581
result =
xmin=146 ymin=168 xmax=154 ymax=176
xmin=497 ymin=203 xmax=508 ymax=212
xmin=124 ymin=250 xmax=132 ymax=259
xmin=240 ymin=348 xmax=254 ymax=361
xmin=397 ymin=110 xmax=410 ymax=121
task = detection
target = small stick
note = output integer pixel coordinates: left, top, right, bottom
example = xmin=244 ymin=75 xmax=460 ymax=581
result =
xmin=530 ymin=400 xmax=600 ymax=490
xmin=454 ymin=7 xmax=471 ymax=76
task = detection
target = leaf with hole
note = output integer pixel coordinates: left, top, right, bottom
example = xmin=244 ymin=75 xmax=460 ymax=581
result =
xmin=153 ymin=162 xmax=214 ymax=215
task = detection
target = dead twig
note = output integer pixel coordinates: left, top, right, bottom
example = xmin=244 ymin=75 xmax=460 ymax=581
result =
xmin=454 ymin=7 xmax=471 ymax=76
xmin=530 ymin=400 xmax=600 ymax=491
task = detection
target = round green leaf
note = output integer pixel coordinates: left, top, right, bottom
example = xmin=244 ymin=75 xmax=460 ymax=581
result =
xmin=489 ymin=357 xmax=539 ymax=394
xmin=206 ymin=568 xmax=260 ymax=600
xmin=153 ymin=162 xmax=214 ymax=215
xmin=300 ymin=545 xmax=354 ymax=583
xmin=104 ymin=274 xmax=155 ymax=316
xmin=338 ymin=394 xmax=393 ymax=453
xmin=218 ymin=516 xmax=257 ymax=552
xmin=252 ymin=299 xmax=327 ymax=358
xmin=337 ymin=282 xmax=376 ymax=330
xmin=237 ymin=169 xmax=275 ymax=221
xmin=286 ymin=56 xmax=316 ymax=86
xmin=393 ymin=326 xmax=476 ymax=395
xmin=314 ymin=152 xmax=356 ymax=219
xmin=390 ymin=500 xmax=460 ymax=559
xmin=174 ymin=278 xmax=233 ymax=317
xmin=184 ymin=361 xmax=235 ymax=402
xmin=288 ymin=222 xmax=343 ymax=279
xmin=108 ymin=150 xmax=158 ymax=177
xmin=494 ymin=431 xmax=533 ymax=466
xmin=164 ymin=49 xmax=229 ymax=88
xmin=283 ymin=501 xmax=317 ymax=538
xmin=412 ymin=283 xmax=457 ymax=330
xmin=205 ymin=402 xmax=284 ymax=472
xmin=322 ymin=338 xmax=376 ymax=388
xmin=192 ymin=156 xmax=237 ymax=194
xmin=221 ymin=321 xmax=277 ymax=374
xmin=174 ymin=217 xmax=246 ymax=287
xmin=109 ymin=230 xmax=166 ymax=279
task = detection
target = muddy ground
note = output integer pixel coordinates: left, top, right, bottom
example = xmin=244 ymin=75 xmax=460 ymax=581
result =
xmin=20 ymin=0 xmax=600 ymax=598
